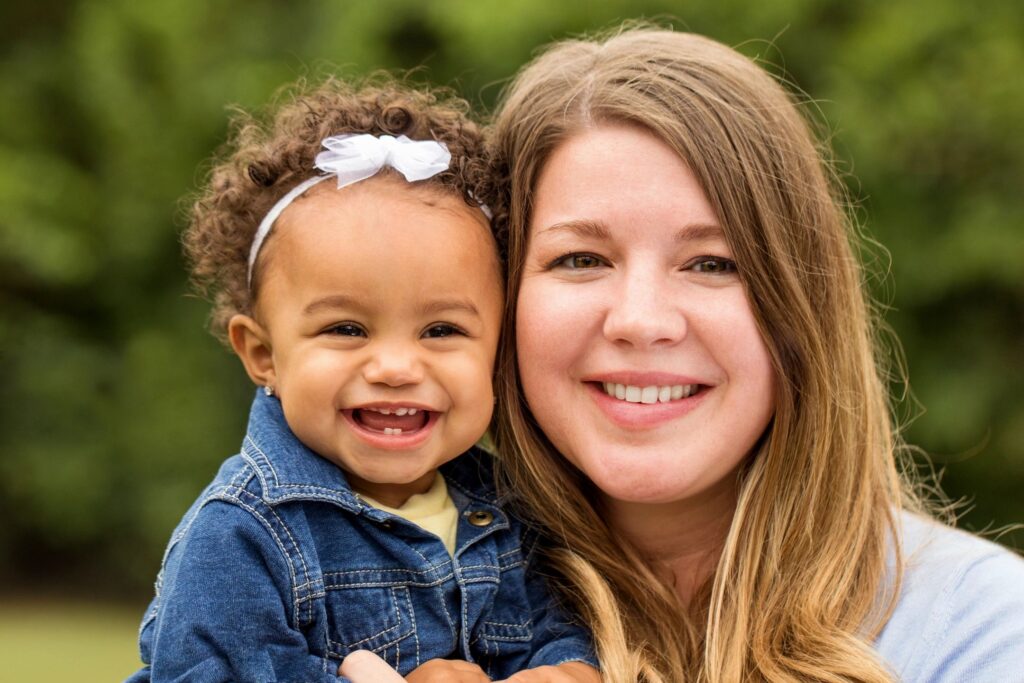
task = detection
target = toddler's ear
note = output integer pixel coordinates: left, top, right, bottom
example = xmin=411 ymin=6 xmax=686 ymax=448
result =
xmin=228 ymin=314 xmax=276 ymax=388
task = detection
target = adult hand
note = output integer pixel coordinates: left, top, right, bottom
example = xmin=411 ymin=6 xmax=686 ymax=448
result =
xmin=496 ymin=662 xmax=602 ymax=682
xmin=406 ymin=658 xmax=491 ymax=682
xmin=337 ymin=650 xmax=406 ymax=682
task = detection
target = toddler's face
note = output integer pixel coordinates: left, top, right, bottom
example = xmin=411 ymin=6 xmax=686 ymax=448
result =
xmin=247 ymin=178 xmax=502 ymax=506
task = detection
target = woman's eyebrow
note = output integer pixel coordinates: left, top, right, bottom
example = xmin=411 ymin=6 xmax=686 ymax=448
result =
xmin=536 ymin=219 xmax=610 ymax=240
xmin=538 ymin=220 xmax=723 ymax=242
xmin=675 ymin=224 xmax=724 ymax=242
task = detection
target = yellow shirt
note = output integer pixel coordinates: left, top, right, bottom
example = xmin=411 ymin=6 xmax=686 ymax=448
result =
xmin=358 ymin=473 xmax=458 ymax=556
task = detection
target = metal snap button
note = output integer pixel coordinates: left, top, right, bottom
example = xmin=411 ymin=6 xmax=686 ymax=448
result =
xmin=467 ymin=510 xmax=494 ymax=527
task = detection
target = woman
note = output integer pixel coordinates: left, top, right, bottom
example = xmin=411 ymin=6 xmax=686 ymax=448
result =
xmin=486 ymin=27 xmax=1024 ymax=682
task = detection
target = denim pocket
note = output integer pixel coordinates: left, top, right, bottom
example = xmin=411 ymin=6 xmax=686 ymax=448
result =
xmin=471 ymin=563 xmax=534 ymax=660
xmin=325 ymin=583 xmax=416 ymax=668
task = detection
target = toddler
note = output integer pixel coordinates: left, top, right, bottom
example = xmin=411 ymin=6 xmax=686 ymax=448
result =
xmin=127 ymin=80 xmax=597 ymax=683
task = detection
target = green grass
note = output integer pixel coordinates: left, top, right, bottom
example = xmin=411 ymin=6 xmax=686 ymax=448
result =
xmin=0 ymin=601 xmax=144 ymax=682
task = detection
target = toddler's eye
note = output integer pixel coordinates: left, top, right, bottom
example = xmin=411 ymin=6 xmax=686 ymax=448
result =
xmin=553 ymin=253 xmax=605 ymax=269
xmin=325 ymin=322 xmax=366 ymax=337
xmin=423 ymin=323 xmax=464 ymax=339
xmin=690 ymin=257 xmax=737 ymax=274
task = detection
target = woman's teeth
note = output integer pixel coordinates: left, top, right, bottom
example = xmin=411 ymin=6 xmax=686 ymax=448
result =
xmin=601 ymin=382 xmax=697 ymax=404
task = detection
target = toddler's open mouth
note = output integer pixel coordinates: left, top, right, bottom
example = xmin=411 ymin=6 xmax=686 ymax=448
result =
xmin=350 ymin=406 xmax=431 ymax=436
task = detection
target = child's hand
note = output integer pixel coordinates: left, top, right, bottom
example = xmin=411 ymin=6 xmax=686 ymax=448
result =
xmin=337 ymin=650 xmax=406 ymax=682
xmin=406 ymin=658 xmax=491 ymax=682
xmin=496 ymin=661 xmax=602 ymax=683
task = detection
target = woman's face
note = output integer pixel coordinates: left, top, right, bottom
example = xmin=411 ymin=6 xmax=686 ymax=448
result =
xmin=516 ymin=123 xmax=776 ymax=507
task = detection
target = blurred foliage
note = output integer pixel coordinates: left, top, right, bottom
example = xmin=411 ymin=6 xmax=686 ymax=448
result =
xmin=1 ymin=0 xmax=1021 ymax=597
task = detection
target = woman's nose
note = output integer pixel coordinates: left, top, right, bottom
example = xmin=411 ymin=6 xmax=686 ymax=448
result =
xmin=362 ymin=344 xmax=425 ymax=387
xmin=602 ymin=271 xmax=687 ymax=348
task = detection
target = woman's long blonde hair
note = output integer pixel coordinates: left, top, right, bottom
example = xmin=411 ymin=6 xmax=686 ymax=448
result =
xmin=490 ymin=27 xmax=921 ymax=682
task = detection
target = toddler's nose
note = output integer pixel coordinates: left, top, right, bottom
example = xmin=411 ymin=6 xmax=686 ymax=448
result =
xmin=362 ymin=343 xmax=425 ymax=387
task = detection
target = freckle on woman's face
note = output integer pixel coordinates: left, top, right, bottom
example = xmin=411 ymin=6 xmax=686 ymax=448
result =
xmin=515 ymin=123 xmax=776 ymax=507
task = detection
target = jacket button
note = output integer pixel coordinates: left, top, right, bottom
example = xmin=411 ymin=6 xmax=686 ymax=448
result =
xmin=467 ymin=510 xmax=494 ymax=527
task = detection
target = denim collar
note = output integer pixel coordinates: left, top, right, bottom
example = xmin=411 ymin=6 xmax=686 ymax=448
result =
xmin=240 ymin=390 xmax=499 ymax=513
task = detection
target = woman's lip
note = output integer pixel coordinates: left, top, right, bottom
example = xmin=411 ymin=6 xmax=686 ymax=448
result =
xmin=585 ymin=381 xmax=709 ymax=430
xmin=340 ymin=409 xmax=438 ymax=450
xmin=582 ymin=372 xmax=706 ymax=386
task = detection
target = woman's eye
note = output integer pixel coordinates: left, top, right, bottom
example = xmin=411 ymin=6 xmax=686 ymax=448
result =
xmin=325 ymin=323 xmax=366 ymax=337
xmin=690 ymin=257 xmax=737 ymax=274
xmin=423 ymin=323 xmax=464 ymax=339
xmin=553 ymin=253 xmax=604 ymax=269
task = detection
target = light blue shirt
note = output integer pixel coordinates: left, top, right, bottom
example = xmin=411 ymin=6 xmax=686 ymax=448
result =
xmin=874 ymin=511 xmax=1024 ymax=681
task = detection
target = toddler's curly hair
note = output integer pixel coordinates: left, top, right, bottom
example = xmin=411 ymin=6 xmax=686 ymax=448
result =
xmin=184 ymin=76 xmax=499 ymax=343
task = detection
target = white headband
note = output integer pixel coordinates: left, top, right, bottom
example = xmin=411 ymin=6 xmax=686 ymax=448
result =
xmin=247 ymin=133 xmax=460 ymax=286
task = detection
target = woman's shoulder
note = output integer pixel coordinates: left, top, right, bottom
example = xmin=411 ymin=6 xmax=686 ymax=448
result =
xmin=873 ymin=510 xmax=1024 ymax=681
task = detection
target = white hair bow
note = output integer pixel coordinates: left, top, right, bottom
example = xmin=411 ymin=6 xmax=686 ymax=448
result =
xmin=317 ymin=133 xmax=452 ymax=186
xmin=246 ymin=134 xmax=453 ymax=285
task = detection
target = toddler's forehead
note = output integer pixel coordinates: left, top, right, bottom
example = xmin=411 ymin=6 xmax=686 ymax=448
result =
xmin=259 ymin=177 xmax=501 ymax=291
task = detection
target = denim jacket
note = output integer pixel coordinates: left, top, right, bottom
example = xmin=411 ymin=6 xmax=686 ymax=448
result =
xmin=128 ymin=391 xmax=594 ymax=683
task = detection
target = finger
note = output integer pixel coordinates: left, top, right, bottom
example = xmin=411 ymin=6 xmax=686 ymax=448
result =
xmin=338 ymin=650 xmax=407 ymax=682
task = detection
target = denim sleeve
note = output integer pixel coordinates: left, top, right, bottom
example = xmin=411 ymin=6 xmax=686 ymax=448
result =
xmin=130 ymin=499 xmax=341 ymax=683
xmin=520 ymin=532 xmax=599 ymax=670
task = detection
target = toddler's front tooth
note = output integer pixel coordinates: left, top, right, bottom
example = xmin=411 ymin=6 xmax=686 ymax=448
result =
xmin=395 ymin=407 xmax=408 ymax=416
xmin=408 ymin=408 xmax=418 ymax=415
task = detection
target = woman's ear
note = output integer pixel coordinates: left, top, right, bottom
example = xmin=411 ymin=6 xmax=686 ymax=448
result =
xmin=228 ymin=314 xmax=276 ymax=388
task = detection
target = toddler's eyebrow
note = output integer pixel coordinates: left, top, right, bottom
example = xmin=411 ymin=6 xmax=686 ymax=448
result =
xmin=418 ymin=298 xmax=481 ymax=318
xmin=302 ymin=295 xmax=480 ymax=318
xmin=303 ymin=294 xmax=363 ymax=316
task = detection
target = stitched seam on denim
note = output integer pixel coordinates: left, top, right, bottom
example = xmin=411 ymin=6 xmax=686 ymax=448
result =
xmin=433 ymin=576 xmax=458 ymax=639
xmin=445 ymin=474 xmax=495 ymax=505
xmin=328 ymin=631 xmax=411 ymax=654
xmin=217 ymin=488 xmax=314 ymax=628
xmin=241 ymin=440 xmax=274 ymax=492
xmin=228 ymin=462 xmax=253 ymax=490
xmin=341 ymin=621 xmax=401 ymax=647
xmin=236 ymin=485 xmax=322 ymax=628
xmin=328 ymin=594 xmax=413 ymax=654
xmin=395 ymin=588 xmax=402 ymax=671
xmin=325 ymin=567 xmax=454 ymax=577
xmin=244 ymin=436 xmax=357 ymax=499
xmin=461 ymin=576 xmax=501 ymax=585
xmin=497 ymin=547 xmax=520 ymax=560
xmin=456 ymin=558 xmax=470 ymax=656
xmin=230 ymin=486 xmax=314 ymax=590
xmin=400 ymin=585 xmax=420 ymax=668
xmin=454 ymin=563 xmax=501 ymax=571
xmin=320 ymin=579 xmax=452 ymax=589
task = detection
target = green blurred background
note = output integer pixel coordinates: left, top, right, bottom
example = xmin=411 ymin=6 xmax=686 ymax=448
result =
xmin=1 ymin=0 xmax=1021 ymax=679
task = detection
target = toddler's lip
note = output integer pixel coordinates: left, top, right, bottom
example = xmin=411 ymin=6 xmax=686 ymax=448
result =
xmin=348 ymin=401 xmax=438 ymax=413
xmin=340 ymin=408 xmax=438 ymax=450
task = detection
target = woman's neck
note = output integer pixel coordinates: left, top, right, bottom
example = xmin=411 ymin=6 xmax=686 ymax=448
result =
xmin=601 ymin=475 xmax=739 ymax=604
